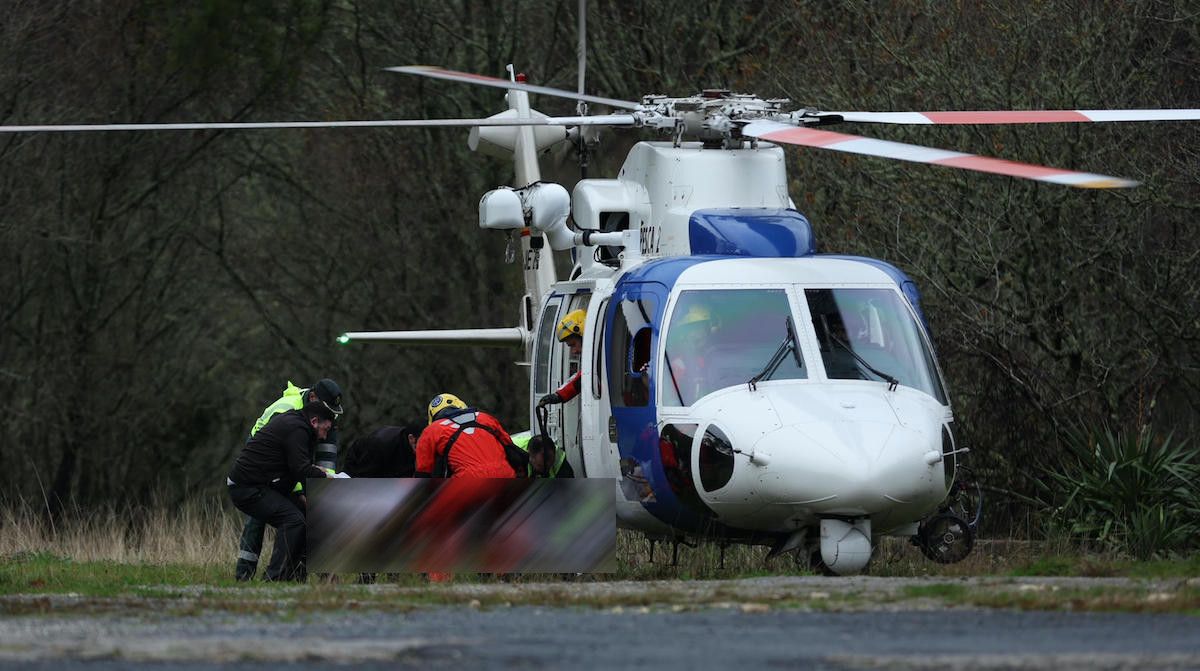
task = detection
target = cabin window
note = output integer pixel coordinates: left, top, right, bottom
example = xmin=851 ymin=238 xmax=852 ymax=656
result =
xmin=662 ymin=289 xmax=805 ymax=407
xmin=609 ymin=296 xmax=656 ymax=408
xmin=533 ymin=296 xmax=564 ymax=396
xmin=805 ymin=288 xmax=947 ymax=404
xmin=592 ymin=298 xmax=609 ymax=400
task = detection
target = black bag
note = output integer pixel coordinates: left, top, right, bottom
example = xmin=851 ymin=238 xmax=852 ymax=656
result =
xmin=432 ymin=417 xmax=528 ymax=478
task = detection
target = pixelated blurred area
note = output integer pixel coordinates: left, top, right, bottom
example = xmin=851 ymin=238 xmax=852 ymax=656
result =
xmin=308 ymin=479 xmax=616 ymax=573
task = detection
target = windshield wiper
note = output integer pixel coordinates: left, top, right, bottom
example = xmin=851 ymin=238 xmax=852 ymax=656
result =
xmin=747 ymin=316 xmax=803 ymax=391
xmin=827 ymin=330 xmax=899 ymax=391
xmin=663 ymin=348 xmax=685 ymax=404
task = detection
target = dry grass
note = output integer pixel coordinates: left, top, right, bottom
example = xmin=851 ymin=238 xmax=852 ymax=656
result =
xmin=1 ymin=499 xmax=1193 ymax=582
xmin=0 ymin=498 xmax=244 ymax=566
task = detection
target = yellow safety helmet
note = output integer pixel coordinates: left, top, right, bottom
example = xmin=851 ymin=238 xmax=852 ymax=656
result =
xmin=556 ymin=309 xmax=586 ymax=342
xmin=679 ymin=304 xmax=712 ymax=326
xmin=427 ymin=393 xmax=467 ymax=424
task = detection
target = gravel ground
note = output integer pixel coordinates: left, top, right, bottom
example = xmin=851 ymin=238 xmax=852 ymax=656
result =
xmin=1 ymin=576 xmax=1198 ymax=669
xmin=1 ymin=606 xmax=1199 ymax=669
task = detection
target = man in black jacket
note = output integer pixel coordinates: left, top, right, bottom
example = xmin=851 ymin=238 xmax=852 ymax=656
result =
xmin=227 ymin=398 xmax=342 ymax=581
xmin=342 ymin=425 xmax=419 ymax=478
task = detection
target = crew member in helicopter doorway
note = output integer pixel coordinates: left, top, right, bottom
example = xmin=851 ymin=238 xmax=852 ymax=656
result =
xmin=537 ymin=309 xmax=587 ymax=410
xmin=233 ymin=379 xmax=344 ymax=581
xmin=227 ymin=393 xmax=348 ymax=582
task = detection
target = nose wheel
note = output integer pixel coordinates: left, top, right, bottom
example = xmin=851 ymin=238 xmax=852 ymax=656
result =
xmin=914 ymin=512 xmax=974 ymax=563
xmin=914 ymin=466 xmax=981 ymax=564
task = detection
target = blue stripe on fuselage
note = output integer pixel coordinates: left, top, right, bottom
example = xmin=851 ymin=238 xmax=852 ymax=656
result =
xmin=607 ymin=257 xmax=716 ymax=533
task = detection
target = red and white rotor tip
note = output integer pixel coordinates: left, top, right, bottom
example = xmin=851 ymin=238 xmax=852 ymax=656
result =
xmin=743 ymin=121 xmax=1138 ymax=189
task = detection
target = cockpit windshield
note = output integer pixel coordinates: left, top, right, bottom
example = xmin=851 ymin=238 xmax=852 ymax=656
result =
xmin=805 ymin=288 xmax=947 ymax=403
xmin=662 ymin=289 xmax=806 ymax=406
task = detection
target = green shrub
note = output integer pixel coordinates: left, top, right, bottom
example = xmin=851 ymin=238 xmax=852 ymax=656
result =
xmin=1044 ymin=425 xmax=1199 ymax=560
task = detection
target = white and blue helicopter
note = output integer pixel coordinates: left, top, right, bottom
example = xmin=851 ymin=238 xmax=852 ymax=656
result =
xmin=7 ymin=49 xmax=1199 ymax=576
xmin=329 ymin=66 xmax=1200 ymax=574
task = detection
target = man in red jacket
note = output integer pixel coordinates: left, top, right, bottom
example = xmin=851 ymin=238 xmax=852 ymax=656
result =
xmin=537 ymin=309 xmax=586 ymax=409
xmin=415 ymin=393 xmax=517 ymax=478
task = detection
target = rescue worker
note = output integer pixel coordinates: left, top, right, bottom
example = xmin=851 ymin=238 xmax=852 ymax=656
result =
xmin=525 ymin=433 xmax=575 ymax=478
xmin=342 ymin=424 xmax=419 ymax=478
xmin=235 ymin=379 xmax=343 ymax=581
xmin=510 ymin=432 xmax=574 ymax=478
xmin=536 ymin=309 xmax=586 ymax=409
xmin=340 ymin=424 xmax=418 ymax=584
xmin=226 ymin=393 xmax=347 ymax=582
xmin=415 ymin=393 xmax=519 ymax=478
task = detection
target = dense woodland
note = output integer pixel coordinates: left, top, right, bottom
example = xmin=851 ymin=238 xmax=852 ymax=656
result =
xmin=1 ymin=1 xmax=1197 ymax=539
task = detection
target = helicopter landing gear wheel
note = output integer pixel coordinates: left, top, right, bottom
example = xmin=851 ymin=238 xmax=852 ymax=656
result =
xmin=914 ymin=512 xmax=974 ymax=564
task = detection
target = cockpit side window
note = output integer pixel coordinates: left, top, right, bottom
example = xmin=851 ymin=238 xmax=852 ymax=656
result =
xmin=609 ymin=297 xmax=656 ymax=408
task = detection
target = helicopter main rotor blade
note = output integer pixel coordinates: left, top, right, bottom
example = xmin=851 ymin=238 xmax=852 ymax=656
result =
xmin=743 ymin=120 xmax=1137 ymax=189
xmin=0 ymin=115 xmax=637 ymax=134
xmin=822 ymin=109 xmax=1200 ymax=125
xmin=386 ymin=65 xmax=642 ymax=111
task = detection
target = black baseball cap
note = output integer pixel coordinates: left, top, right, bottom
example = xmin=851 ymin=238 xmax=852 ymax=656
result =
xmin=312 ymin=378 xmax=344 ymax=417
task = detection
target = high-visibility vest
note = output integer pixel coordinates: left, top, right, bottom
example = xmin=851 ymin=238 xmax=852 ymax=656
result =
xmin=251 ymin=381 xmax=305 ymax=438
xmin=512 ymin=432 xmax=568 ymax=478
xmin=250 ymin=381 xmax=309 ymax=493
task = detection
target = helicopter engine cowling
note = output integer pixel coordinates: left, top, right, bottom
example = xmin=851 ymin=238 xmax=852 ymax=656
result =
xmin=525 ymin=182 xmax=575 ymax=250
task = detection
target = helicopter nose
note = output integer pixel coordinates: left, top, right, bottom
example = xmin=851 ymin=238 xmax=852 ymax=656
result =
xmin=686 ymin=385 xmax=947 ymax=530
xmin=750 ymin=421 xmax=939 ymax=515
xmin=698 ymin=418 xmax=944 ymax=532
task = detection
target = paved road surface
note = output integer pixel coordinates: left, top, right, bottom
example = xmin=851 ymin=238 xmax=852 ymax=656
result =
xmin=3 ymin=605 xmax=1199 ymax=670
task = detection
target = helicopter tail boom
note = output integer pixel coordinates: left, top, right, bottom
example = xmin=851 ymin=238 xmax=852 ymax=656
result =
xmin=338 ymin=327 xmax=525 ymax=347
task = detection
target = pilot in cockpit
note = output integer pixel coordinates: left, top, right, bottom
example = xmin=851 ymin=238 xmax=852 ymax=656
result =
xmin=663 ymin=304 xmax=714 ymax=405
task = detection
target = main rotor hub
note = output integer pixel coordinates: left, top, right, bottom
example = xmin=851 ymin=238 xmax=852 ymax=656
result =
xmin=635 ymin=92 xmax=825 ymax=146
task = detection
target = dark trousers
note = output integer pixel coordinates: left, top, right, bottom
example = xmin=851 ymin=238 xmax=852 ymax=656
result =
xmin=228 ymin=484 xmax=306 ymax=581
xmin=236 ymin=515 xmax=267 ymax=580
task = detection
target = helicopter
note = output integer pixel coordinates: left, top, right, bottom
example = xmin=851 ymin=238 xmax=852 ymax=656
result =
xmin=6 ymin=49 xmax=1199 ymax=578
xmin=327 ymin=66 xmax=1200 ymax=574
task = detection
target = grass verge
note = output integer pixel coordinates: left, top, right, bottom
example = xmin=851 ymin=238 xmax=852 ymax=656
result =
xmin=2 ymin=502 xmax=1198 ymax=615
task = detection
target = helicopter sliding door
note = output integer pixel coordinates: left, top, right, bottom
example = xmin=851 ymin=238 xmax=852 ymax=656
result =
xmin=531 ymin=289 xmax=589 ymax=475
xmin=556 ymin=291 xmax=590 ymax=473
xmin=531 ymin=294 xmax=564 ymax=409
